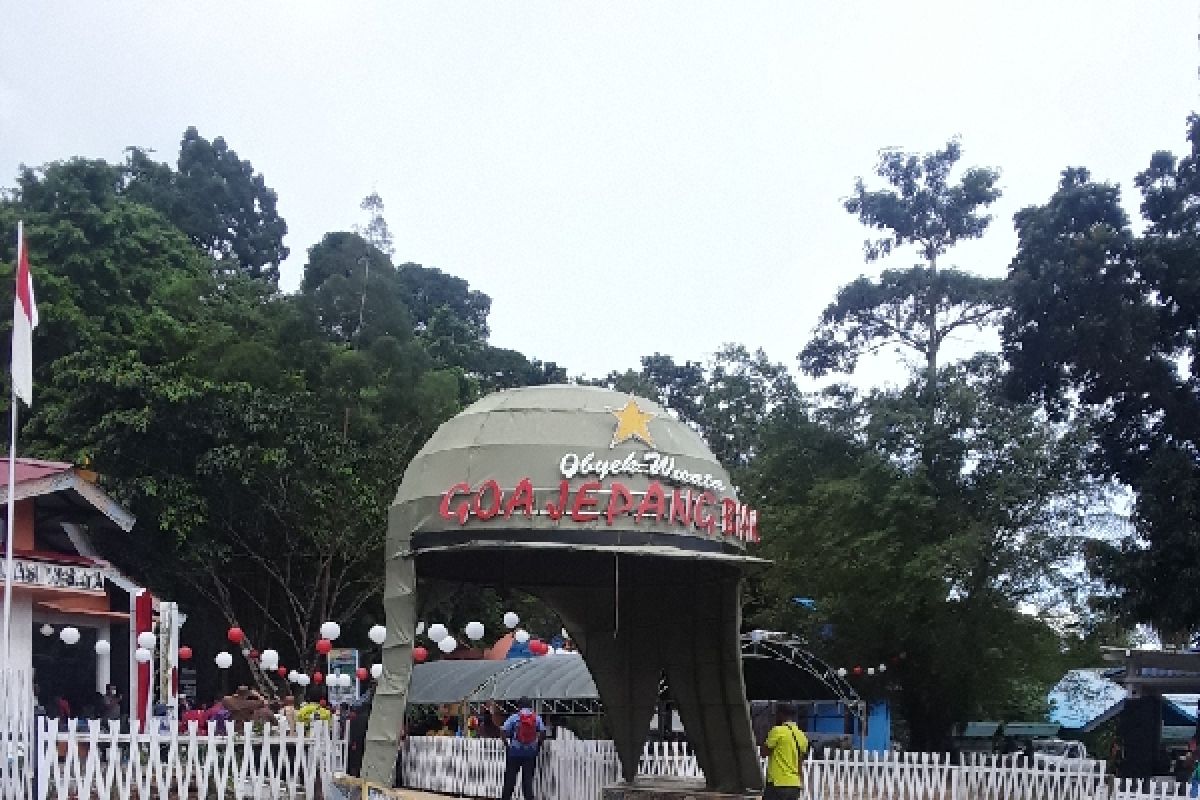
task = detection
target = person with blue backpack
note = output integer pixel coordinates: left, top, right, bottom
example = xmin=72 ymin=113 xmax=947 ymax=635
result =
xmin=501 ymin=696 xmax=545 ymax=800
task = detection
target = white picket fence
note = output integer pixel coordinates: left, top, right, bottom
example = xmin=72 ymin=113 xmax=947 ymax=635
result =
xmin=0 ymin=670 xmax=33 ymax=800
xmin=36 ymin=718 xmax=347 ymax=800
xmin=402 ymin=737 xmax=1194 ymax=800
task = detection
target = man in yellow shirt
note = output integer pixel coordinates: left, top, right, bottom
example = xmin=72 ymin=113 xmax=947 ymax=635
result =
xmin=760 ymin=702 xmax=809 ymax=799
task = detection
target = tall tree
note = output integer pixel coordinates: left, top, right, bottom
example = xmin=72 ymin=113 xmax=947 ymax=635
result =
xmin=125 ymin=127 xmax=289 ymax=283
xmin=801 ymin=140 xmax=1004 ymax=400
xmin=1004 ymin=115 xmax=1200 ymax=637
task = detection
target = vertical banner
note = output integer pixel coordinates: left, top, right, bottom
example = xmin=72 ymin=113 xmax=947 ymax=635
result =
xmin=327 ymin=647 xmax=359 ymax=706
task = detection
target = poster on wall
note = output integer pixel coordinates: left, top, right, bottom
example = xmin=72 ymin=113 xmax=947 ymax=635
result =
xmin=327 ymin=647 xmax=359 ymax=706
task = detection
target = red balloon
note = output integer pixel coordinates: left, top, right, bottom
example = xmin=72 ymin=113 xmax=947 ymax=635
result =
xmin=227 ymin=627 xmax=244 ymax=645
xmin=413 ymin=647 xmax=428 ymax=663
xmin=248 ymin=649 xmax=259 ymax=661
xmin=530 ymin=639 xmax=545 ymax=655
xmin=316 ymin=638 xmax=333 ymax=655
xmin=178 ymin=646 xmax=193 ymax=661
xmin=356 ymin=667 xmax=368 ymax=681
xmin=852 ymin=665 xmax=864 ymax=676
xmin=277 ymin=666 xmax=288 ymax=677
xmin=313 ymin=671 xmax=324 ymax=684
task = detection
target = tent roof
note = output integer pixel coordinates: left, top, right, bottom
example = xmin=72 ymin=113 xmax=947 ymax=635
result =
xmin=408 ymin=655 xmax=598 ymax=705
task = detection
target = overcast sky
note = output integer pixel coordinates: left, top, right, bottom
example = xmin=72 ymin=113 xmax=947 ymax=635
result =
xmin=2 ymin=2 xmax=1197 ymax=387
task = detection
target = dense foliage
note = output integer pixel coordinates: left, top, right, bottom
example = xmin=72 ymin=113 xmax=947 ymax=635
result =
xmin=4 ymin=118 xmax=1197 ymax=740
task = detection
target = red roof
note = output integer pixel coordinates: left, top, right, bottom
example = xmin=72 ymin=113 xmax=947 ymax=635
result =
xmin=0 ymin=458 xmax=73 ymax=485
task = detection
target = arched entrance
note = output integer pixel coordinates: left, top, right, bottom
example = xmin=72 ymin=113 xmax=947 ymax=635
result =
xmin=362 ymin=386 xmax=767 ymax=793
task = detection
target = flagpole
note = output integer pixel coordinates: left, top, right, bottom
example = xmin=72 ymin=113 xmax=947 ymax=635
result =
xmin=2 ymin=221 xmax=21 ymax=678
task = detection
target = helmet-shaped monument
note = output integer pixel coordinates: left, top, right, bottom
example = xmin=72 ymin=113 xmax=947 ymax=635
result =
xmin=363 ymin=385 xmax=764 ymax=792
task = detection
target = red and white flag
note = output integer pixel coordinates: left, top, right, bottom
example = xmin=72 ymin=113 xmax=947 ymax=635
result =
xmin=11 ymin=223 xmax=37 ymax=407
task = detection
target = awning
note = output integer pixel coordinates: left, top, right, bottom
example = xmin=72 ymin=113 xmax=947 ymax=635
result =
xmin=407 ymin=655 xmax=598 ymax=705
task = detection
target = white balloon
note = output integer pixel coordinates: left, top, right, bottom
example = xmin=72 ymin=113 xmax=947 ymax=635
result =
xmin=878 ymin=663 xmax=887 ymax=673
xmin=215 ymin=651 xmax=233 ymax=669
xmin=297 ymin=674 xmax=311 ymax=687
xmin=39 ymin=624 xmax=54 ymax=637
xmin=288 ymin=671 xmax=299 ymax=683
xmin=94 ymin=639 xmax=111 ymax=656
xmin=135 ymin=647 xmax=152 ymax=663
xmin=867 ymin=667 xmax=876 ymax=676
xmin=416 ymin=621 xmax=426 ymax=636
xmin=319 ymin=621 xmax=341 ymax=641
xmin=503 ymin=612 xmax=520 ymax=629
xmin=368 ymin=625 xmax=387 ymax=645
xmin=836 ymin=667 xmax=848 ymax=678
xmin=438 ymin=637 xmax=457 ymax=654
xmin=341 ymin=673 xmax=354 ymax=688
xmin=427 ymin=623 xmax=449 ymax=643
xmin=260 ymin=649 xmax=279 ymax=668
xmin=514 ymin=629 xmax=530 ymax=644
xmin=370 ymin=663 xmax=384 ymax=680
xmin=59 ymin=627 xmax=80 ymax=645
xmin=137 ymin=632 xmax=157 ymax=650
xmin=561 ymin=628 xmax=569 ymax=640
xmin=465 ymin=621 xmax=485 ymax=641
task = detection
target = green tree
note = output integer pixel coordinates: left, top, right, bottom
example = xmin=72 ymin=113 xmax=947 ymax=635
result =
xmin=1004 ymin=116 xmax=1200 ymax=638
xmin=125 ymin=127 xmax=289 ymax=283
xmin=801 ymin=140 xmax=1004 ymax=400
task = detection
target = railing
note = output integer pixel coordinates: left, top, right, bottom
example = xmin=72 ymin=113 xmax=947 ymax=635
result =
xmin=401 ymin=737 xmax=1190 ymax=800
xmin=36 ymin=718 xmax=347 ymax=800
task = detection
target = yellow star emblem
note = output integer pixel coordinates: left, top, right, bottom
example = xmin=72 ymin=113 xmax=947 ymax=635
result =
xmin=609 ymin=399 xmax=656 ymax=449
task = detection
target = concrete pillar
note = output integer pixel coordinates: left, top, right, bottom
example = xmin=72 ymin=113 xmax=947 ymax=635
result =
xmin=10 ymin=594 xmax=32 ymax=676
xmin=95 ymin=622 xmax=111 ymax=694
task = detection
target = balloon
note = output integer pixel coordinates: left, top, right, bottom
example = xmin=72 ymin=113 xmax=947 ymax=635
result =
xmin=427 ymin=624 xmax=448 ymax=643
xmin=416 ymin=621 xmax=425 ymax=636
xmin=137 ymin=632 xmax=156 ymax=650
xmin=465 ymin=621 xmax=485 ymax=641
xmin=867 ymin=667 xmax=876 ymax=676
xmin=260 ymin=649 xmax=279 ymax=668
xmin=341 ymin=673 xmax=354 ymax=688
xmin=852 ymin=665 xmax=864 ymax=676
xmin=297 ymin=674 xmax=310 ymax=687
xmin=368 ymin=625 xmax=387 ymax=645
xmin=437 ymin=637 xmax=457 ymax=654
xmin=371 ymin=663 xmax=384 ymax=679
xmin=313 ymin=671 xmax=324 ymax=684
xmin=316 ymin=638 xmax=333 ymax=655
xmin=248 ymin=649 xmax=260 ymax=661
xmin=413 ymin=647 xmax=428 ymax=663
xmin=215 ymin=651 xmax=233 ymax=669
xmin=278 ymin=666 xmax=288 ymax=677
xmin=503 ymin=612 xmax=520 ymax=629
xmin=227 ymin=627 xmax=244 ymax=645
xmin=39 ymin=624 xmax=54 ymax=637
xmin=94 ymin=640 xmax=111 ymax=656
xmin=59 ymin=627 xmax=80 ymax=645
xmin=135 ymin=647 xmax=152 ymax=663
xmin=514 ymin=629 xmax=530 ymax=644
xmin=319 ymin=621 xmax=341 ymax=641
xmin=288 ymin=671 xmax=300 ymax=683
xmin=178 ymin=646 xmax=193 ymax=661
xmin=356 ymin=667 xmax=369 ymax=681
xmin=878 ymin=663 xmax=887 ymax=673
xmin=531 ymin=639 xmax=547 ymax=655
xmin=836 ymin=667 xmax=848 ymax=678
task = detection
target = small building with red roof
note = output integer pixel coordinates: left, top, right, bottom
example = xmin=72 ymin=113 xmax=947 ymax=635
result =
xmin=1 ymin=457 xmax=174 ymax=725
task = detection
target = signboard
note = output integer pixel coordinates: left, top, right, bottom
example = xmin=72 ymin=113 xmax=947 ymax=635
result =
xmin=0 ymin=558 xmax=105 ymax=592
xmin=327 ymin=647 xmax=359 ymax=706
xmin=435 ymin=399 xmax=760 ymax=543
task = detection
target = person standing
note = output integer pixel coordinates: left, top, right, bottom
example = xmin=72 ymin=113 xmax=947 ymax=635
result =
xmin=760 ymin=702 xmax=809 ymax=800
xmin=501 ymin=697 xmax=544 ymax=800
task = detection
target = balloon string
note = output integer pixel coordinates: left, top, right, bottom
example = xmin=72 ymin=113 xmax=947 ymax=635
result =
xmin=614 ymin=554 xmax=619 ymax=640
